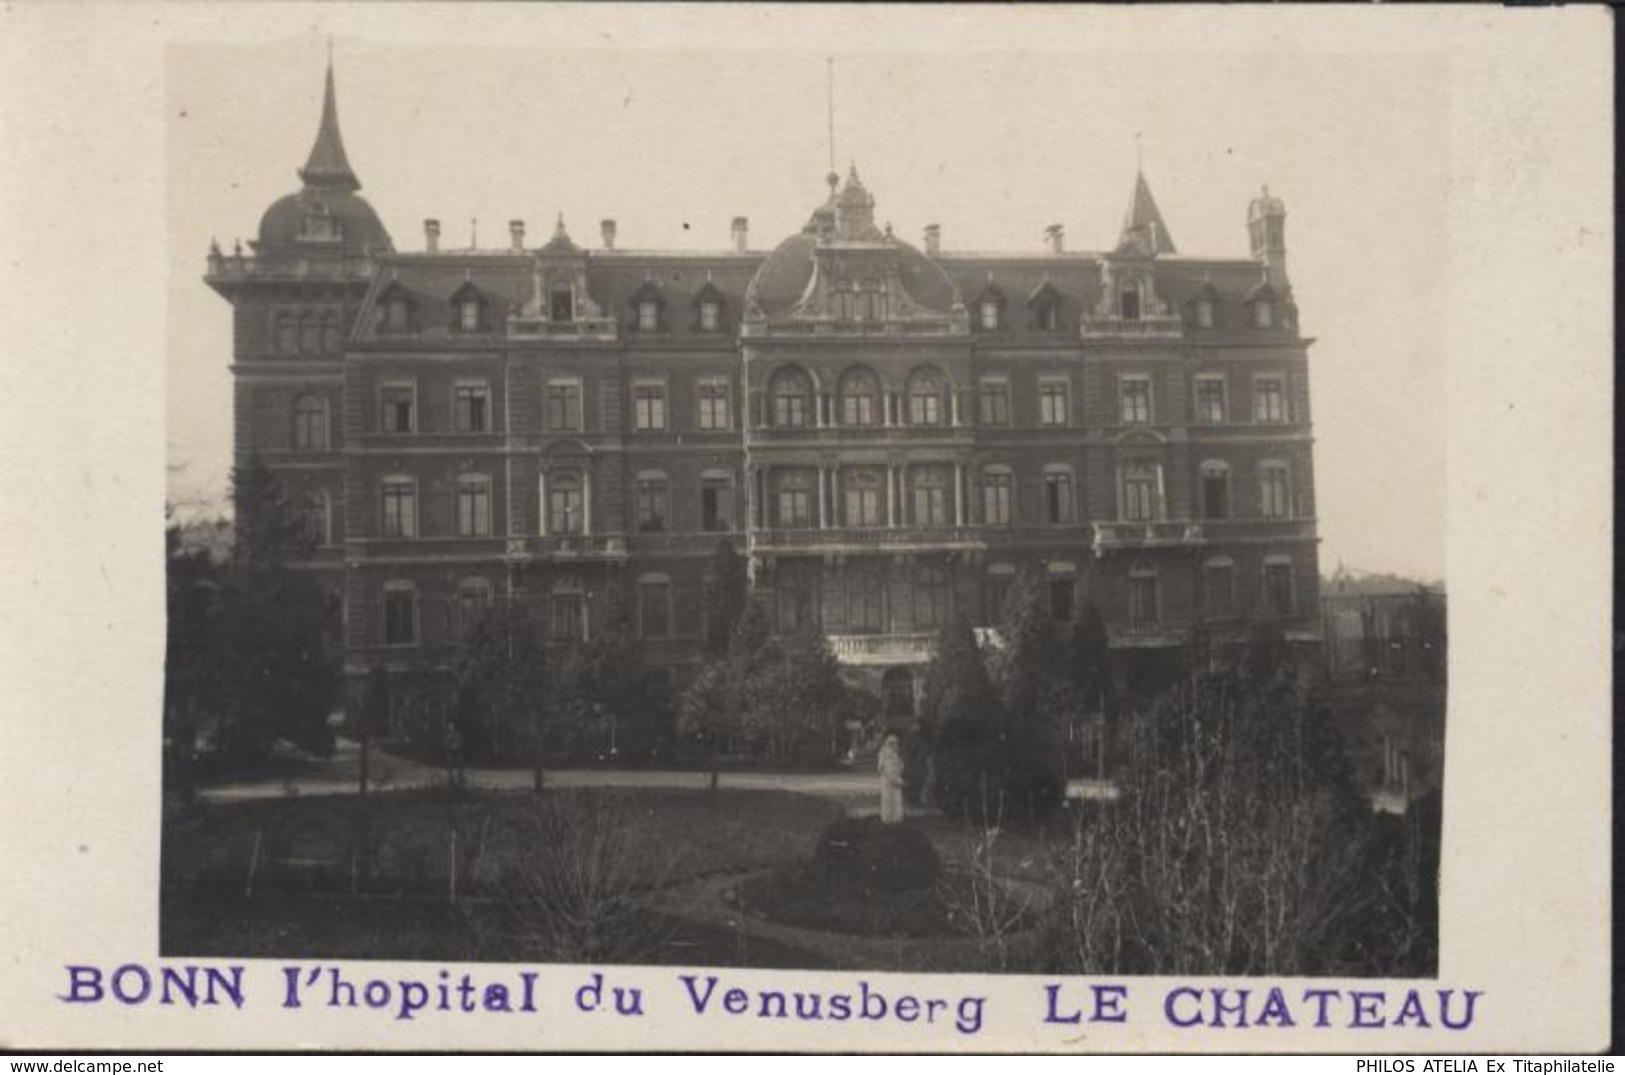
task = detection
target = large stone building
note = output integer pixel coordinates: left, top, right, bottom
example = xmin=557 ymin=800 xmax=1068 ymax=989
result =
xmin=206 ymin=63 xmax=1322 ymax=723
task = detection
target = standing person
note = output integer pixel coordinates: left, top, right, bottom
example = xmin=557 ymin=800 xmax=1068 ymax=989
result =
xmin=878 ymin=734 xmax=906 ymax=823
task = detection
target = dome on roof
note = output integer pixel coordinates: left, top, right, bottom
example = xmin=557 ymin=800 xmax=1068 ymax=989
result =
xmin=747 ymin=230 xmax=956 ymax=317
xmin=257 ymin=187 xmax=393 ymax=252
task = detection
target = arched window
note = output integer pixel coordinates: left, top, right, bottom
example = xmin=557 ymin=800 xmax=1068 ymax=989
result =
xmin=830 ymin=278 xmax=857 ymax=321
xmin=768 ymin=365 xmax=813 ymax=428
xmin=911 ymin=466 xmax=950 ymax=527
xmin=906 ymin=366 xmax=948 ymax=427
xmin=775 ymin=469 xmax=813 ymax=528
xmin=857 ymin=278 xmax=885 ymax=321
xmin=1119 ymin=462 xmax=1163 ymax=522
xmin=548 ymin=472 xmax=583 ymax=535
xmin=293 ymin=395 xmax=329 ymax=451
xmin=1128 ymin=561 xmax=1159 ymax=626
xmin=1258 ymin=460 xmax=1292 ymax=519
xmin=913 ymin=564 xmax=950 ymax=630
xmin=1200 ymin=460 xmax=1231 ymax=520
xmin=838 ymin=366 xmax=881 ymax=427
xmin=981 ymin=465 xmax=1014 ymax=526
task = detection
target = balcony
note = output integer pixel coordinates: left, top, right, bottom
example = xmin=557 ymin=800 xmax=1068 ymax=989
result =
xmin=744 ymin=424 xmax=975 ymax=448
xmin=505 ymin=534 xmax=628 ymax=563
xmin=749 ymin=526 xmax=983 ymax=557
xmin=1078 ymin=315 xmax=1184 ymax=340
xmin=506 ymin=315 xmax=619 ymax=342
xmin=1108 ymin=623 xmax=1192 ymax=649
xmin=740 ymin=314 xmax=967 ymax=339
xmin=204 ymin=251 xmax=374 ymax=293
xmin=828 ymin=633 xmax=935 ymax=666
xmin=1091 ymin=520 xmax=1206 ymax=554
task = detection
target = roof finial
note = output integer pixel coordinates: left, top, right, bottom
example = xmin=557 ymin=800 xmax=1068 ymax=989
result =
xmin=826 ymin=57 xmax=836 ymax=179
xmin=298 ymin=48 xmax=361 ymax=192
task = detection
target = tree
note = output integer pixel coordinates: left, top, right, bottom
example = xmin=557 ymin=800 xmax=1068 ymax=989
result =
xmin=679 ymin=595 xmax=770 ymax=783
xmin=699 ymin=540 xmax=748 ymax=658
xmin=922 ymin=612 xmax=1007 ymax=821
xmin=740 ymin=627 xmax=848 ymax=767
xmin=550 ymin=582 xmax=669 ymax=762
xmin=163 ymin=519 xmax=226 ymax=797
xmin=987 ymin=567 xmax=1067 ymax=819
xmin=449 ymin=599 xmax=550 ymax=789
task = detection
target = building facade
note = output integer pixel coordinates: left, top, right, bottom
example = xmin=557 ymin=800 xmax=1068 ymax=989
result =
xmin=206 ymin=64 xmax=1322 ymax=720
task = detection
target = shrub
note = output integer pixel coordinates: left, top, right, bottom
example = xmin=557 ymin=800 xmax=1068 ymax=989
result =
xmin=812 ymin=817 xmax=942 ymax=894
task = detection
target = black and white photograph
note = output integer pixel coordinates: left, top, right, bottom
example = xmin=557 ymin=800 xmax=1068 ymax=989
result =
xmin=1 ymin=3 xmax=1612 ymax=1054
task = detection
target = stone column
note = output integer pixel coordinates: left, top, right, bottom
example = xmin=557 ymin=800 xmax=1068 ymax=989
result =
xmin=538 ymin=471 xmax=549 ymax=536
xmin=887 ymin=465 xmax=899 ymax=528
xmin=582 ymin=470 xmax=593 ymax=535
xmin=954 ymin=462 xmax=965 ymax=527
xmin=882 ymin=391 xmax=895 ymax=428
xmin=950 ymin=389 xmax=962 ymax=427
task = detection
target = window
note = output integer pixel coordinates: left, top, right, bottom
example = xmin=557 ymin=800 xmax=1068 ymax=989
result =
xmin=1039 ymin=380 xmax=1069 ymax=426
xmin=979 ymin=301 xmax=999 ymax=332
xmin=981 ymin=467 xmax=1013 ymax=526
xmin=275 ymin=313 xmax=298 ymax=354
xmin=907 ymin=368 xmax=946 ymax=427
xmin=382 ymin=295 xmax=412 ymax=334
xmin=293 ymin=396 xmax=329 ymax=451
xmin=638 ymin=576 xmax=672 ymax=638
xmin=1128 ymin=563 xmax=1159 ymax=626
xmin=843 ymin=471 xmax=884 ymax=528
xmin=1044 ymin=467 xmax=1074 ymax=524
xmin=637 ymin=301 xmax=660 ymax=333
xmin=839 ymin=367 xmax=880 ymax=427
xmin=381 ymin=477 xmax=416 ymax=538
xmin=550 ymin=288 xmax=574 ymax=322
xmin=633 ymin=383 xmax=667 ymax=431
xmin=382 ymin=583 xmax=417 ymax=646
xmin=769 ymin=367 xmax=812 ymax=428
xmin=296 ymin=491 xmax=329 ymax=546
xmin=551 ymin=585 xmax=584 ymax=641
xmin=1254 ymin=376 xmax=1288 ymax=423
xmin=913 ymin=565 xmax=949 ymax=630
xmin=701 ymin=471 xmax=734 ymax=532
xmin=454 ymin=383 xmax=490 ymax=433
xmin=545 ymin=381 xmax=582 ymax=432
xmin=1119 ymin=376 xmax=1152 ymax=425
xmin=697 ymin=380 xmax=731 ymax=430
xmin=846 ymin=571 xmax=885 ymax=633
xmin=456 ymin=578 xmax=492 ymax=631
xmin=778 ymin=576 xmax=816 ymax=634
xmin=636 ymin=473 xmax=669 ymax=533
xmin=984 ymin=565 xmax=1015 ymax=623
xmin=1195 ymin=375 xmax=1227 ymax=423
xmin=1032 ymin=293 xmax=1060 ymax=331
xmin=1258 ymin=461 xmax=1292 ymax=519
xmin=380 ymin=383 xmax=415 ymax=434
xmin=776 ymin=472 xmax=812 ymax=528
xmin=698 ymin=300 xmax=720 ymax=332
xmin=456 ymin=474 xmax=491 ymax=538
xmin=1204 ymin=558 xmax=1236 ymax=618
xmin=912 ymin=469 xmax=949 ymax=527
xmin=1120 ymin=286 xmax=1141 ymax=322
xmin=980 ymin=380 xmax=1011 ymax=426
xmin=299 ymin=315 xmax=320 ymax=355
xmin=1200 ymin=461 xmax=1231 ymax=520
xmin=1120 ymin=462 xmax=1161 ymax=522
xmin=1195 ymin=297 xmax=1215 ymax=329
xmin=458 ymin=300 xmax=482 ymax=333
xmin=1253 ymin=301 xmax=1274 ymax=329
xmin=1264 ymin=557 xmax=1296 ymax=616
xmin=1049 ymin=577 xmax=1075 ymax=623
xmin=548 ymin=473 xmax=584 ymax=534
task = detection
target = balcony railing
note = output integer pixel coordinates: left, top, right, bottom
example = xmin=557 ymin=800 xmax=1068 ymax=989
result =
xmin=505 ymin=534 xmax=628 ymax=561
xmin=744 ymin=424 xmax=975 ymax=446
xmin=740 ymin=315 xmax=966 ymax=339
xmin=1108 ymin=623 xmax=1192 ymax=649
xmin=828 ymin=633 xmax=936 ymax=665
xmin=750 ymin=526 xmax=983 ymax=554
xmin=205 ymin=252 xmax=375 ymax=286
xmin=1078 ymin=315 xmax=1184 ymax=340
xmin=1091 ymin=520 xmax=1206 ymax=553
xmin=506 ymin=315 xmax=619 ymax=341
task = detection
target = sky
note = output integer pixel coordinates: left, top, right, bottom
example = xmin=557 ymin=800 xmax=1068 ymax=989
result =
xmin=165 ymin=13 xmax=1451 ymax=582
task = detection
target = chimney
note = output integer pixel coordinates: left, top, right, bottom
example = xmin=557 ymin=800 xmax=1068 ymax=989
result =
xmin=600 ymin=219 xmax=617 ymax=250
xmin=923 ymin=223 xmax=941 ymax=256
xmin=509 ymin=219 xmax=525 ymax=251
xmin=424 ymin=218 xmax=441 ymax=253
xmin=1044 ymin=223 xmax=1065 ymax=254
xmin=730 ymin=216 xmax=749 ymax=253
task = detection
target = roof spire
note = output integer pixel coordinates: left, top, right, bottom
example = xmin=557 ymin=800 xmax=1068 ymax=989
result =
xmin=1117 ymin=168 xmax=1176 ymax=255
xmin=298 ymin=51 xmax=361 ymax=193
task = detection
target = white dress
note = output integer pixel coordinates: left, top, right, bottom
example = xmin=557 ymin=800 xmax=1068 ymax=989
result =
xmin=878 ymin=747 xmax=906 ymax=823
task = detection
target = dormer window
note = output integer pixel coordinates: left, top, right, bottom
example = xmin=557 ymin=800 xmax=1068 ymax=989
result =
xmin=550 ymin=288 xmax=574 ymax=323
xmin=300 ymin=210 xmax=340 ymax=242
xmin=979 ymin=301 xmax=999 ymax=331
xmin=460 ymin=300 xmax=481 ymax=332
xmin=377 ymin=289 xmax=414 ymax=335
xmin=699 ymin=300 xmax=720 ymax=332
xmin=1253 ymin=300 xmax=1274 ymax=329
xmin=1120 ymin=285 xmax=1142 ymax=321
xmin=637 ymin=301 xmax=659 ymax=333
xmin=1028 ymin=282 xmax=1062 ymax=332
xmin=450 ymin=282 xmax=485 ymax=334
xmin=1195 ymin=297 xmax=1215 ymax=329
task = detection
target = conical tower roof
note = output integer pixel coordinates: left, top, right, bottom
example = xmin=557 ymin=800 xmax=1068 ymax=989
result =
xmin=297 ymin=60 xmax=361 ymax=192
xmin=1118 ymin=170 xmax=1176 ymax=255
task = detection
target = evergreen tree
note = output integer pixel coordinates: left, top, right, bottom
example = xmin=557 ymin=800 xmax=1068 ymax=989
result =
xmin=700 ymin=540 xmax=748 ymax=658
xmin=450 ymin=598 xmax=549 ymax=782
xmin=922 ymin=612 xmax=1007 ymax=821
xmin=992 ymin=566 xmax=1067 ymax=819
